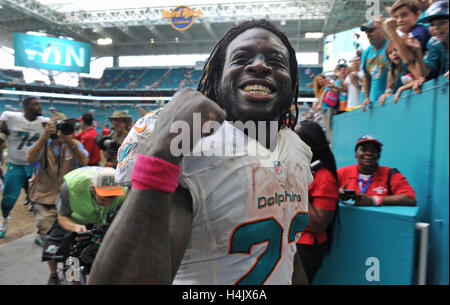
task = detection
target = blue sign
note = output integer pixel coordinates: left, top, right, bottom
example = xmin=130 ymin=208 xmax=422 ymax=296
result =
xmin=13 ymin=32 xmax=91 ymax=73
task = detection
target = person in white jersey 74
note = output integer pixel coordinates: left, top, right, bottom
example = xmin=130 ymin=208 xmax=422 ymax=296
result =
xmin=0 ymin=96 xmax=49 ymax=238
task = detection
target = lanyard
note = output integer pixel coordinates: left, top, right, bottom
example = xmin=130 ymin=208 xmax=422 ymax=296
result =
xmin=359 ymin=175 xmax=373 ymax=194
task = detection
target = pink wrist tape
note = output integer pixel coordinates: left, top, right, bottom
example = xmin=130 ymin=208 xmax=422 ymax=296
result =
xmin=131 ymin=154 xmax=181 ymax=193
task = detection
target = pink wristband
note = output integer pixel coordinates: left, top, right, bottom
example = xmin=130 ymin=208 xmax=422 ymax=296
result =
xmin=131 ymin=154 xmax=181 ymax=193
xmin=373 ymin=195 xmax=383 ymax=206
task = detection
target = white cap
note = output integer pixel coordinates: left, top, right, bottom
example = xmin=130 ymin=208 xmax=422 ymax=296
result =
xmin=92 ymin=167 xmax=124 ymax=197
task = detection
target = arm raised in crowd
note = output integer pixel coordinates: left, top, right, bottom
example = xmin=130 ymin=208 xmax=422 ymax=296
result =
xmin=381 ymin=18 xmax=425 ymax=87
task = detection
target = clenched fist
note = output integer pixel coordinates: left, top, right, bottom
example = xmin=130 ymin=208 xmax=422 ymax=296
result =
xmin=143 ymin=88 xmax=227 ymax=164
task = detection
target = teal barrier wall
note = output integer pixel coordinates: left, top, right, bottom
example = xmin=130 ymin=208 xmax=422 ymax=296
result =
xmin=314 ymin=76 xmax=449 ymax=284
xmin=314 ymin=205 xmax=418 ymax=284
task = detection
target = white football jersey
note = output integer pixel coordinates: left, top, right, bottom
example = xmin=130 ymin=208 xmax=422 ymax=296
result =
xmin=0 ymin=111 xmax=49 ymax=165
xmin=116 ymin=109 xmax=313 ymax=285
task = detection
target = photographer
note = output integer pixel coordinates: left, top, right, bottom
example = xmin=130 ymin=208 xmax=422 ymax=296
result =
xmin=43 ymin=167 xmax=127 ymax=284
xmin=94 ymin=134 xmax=121 ymax=168
xmin=26 ymin=112 xmax=88 ymax=283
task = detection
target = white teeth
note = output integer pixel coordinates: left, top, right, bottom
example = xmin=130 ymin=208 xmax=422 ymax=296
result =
xmin=243 ymin=84 xmax=272 ymax=95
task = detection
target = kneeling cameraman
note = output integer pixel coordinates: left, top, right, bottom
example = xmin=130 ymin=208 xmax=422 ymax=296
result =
xmin=43 ymin=167 xmax=127 ymax=285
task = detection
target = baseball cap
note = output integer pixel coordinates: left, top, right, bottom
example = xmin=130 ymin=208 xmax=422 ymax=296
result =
xmin=336 ymin=59 xmax=348 ymax=69
xmin=417 ymin=0 xmax=449 ymax=23
xmin=355 ymin=135 xmax=383 ymax=149
xmin=92 ymin=167 xmax=125 ymax=197
xmin=361 ymin=20 xmax=376 ymax=32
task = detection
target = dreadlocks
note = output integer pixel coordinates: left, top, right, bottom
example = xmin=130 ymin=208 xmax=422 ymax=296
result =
xmin=197 ymin=19 xmax=299 ymax=130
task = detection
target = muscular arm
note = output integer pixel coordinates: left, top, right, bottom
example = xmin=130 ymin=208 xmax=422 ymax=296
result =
xmin=88 ymin=186 xmax=193 ymax=284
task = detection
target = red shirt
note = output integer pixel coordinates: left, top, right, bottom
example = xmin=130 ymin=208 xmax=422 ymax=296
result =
xmin=74 ymin=130 xmax=84 ymax=141
xmin=298 ymin=167 xmax=339 ymax=245
xmin=101 ymin=127 xmax=111 ymax=136
xmin=80 ymin=127 xmax=101 ymax=165
xmin=337 ymin=164 xmax=416 ymax=200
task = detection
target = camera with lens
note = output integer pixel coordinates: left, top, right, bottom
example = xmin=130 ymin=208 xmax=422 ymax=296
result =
xmin=55 ymin=120 xmax=74 ymax=135
xmin=95 ymin=134 xmax=120 ymax=163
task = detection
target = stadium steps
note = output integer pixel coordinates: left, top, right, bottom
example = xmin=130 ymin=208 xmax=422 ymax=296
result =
xmin=151 ymin=69 xmax=172 ymax=90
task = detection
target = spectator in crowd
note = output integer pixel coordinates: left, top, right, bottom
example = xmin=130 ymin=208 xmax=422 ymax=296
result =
xmin=43 ymin=167 xmax=127 ymax=284
xmin=76 ymin=112 xmax=101 ymax=166
xmin=378 ymin=41 xmax=411 ymax=105
xmin=314 ymin=74 xmax=339 ymax=142
xmin=101 ymin=124 xmax=111 ymax=136
xmin=333 ymin=62 xmax=349 ymax=113
xmin=0 ymin=97 xmax=49 ymax=238
xmin=26 ymin=112 xmax=88 ymax=283
xmin=338 ymin=135 xmax=417 ymax=206
xmin=391 ymin=0 xmax=449 ymax=103
xmin=108 ymin=110 xmax=133 ymax=145
xmin=360 ymin=20 xmax=390 ymax=112
xmin=381 ymin=0 xmax=430 ymax=88
xmin=344 ymin=56 xmax=364 ymax=110
xmin=90 ymin=19 xmax=312 ymax=285
xmin=410 ymin=1 xmax=449 ymax=80
xmin=391 ymin=0 xmax=431 ymax=51
xmin=294 ymin=120 xmax=339 ymax=284
xmin=313 ymin=74 xmax=327 ymax=99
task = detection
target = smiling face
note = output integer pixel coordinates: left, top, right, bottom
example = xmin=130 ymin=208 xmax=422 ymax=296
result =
xmin=217 ymin=28 xmax=293 ymax=123
xmin=392 ymin=5 xmax=419 ymax=33
xmin=429 ymin=18 xmax=449 ymax=43
xmin=355 ymin=142 xmax=381 ymax=173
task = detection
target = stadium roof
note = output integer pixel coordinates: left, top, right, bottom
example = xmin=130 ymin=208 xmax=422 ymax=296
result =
xmin=0 ymin=0 xmax=393 ymax=58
